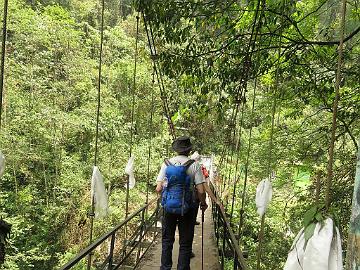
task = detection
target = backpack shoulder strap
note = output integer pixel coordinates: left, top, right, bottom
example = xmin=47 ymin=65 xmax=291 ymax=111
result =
xmin=183 ymin=159 xmax=195 ymax=168
xmin=164 ymin=159 xmax=173 ymax=166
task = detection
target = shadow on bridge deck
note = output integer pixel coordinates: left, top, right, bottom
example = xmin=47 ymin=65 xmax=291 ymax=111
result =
xmin=138 ymin=205 xmax=220 ymax=270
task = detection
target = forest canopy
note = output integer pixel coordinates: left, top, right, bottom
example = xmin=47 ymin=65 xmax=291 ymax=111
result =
xmin=0 ymin=0 xmax=359 ymax=269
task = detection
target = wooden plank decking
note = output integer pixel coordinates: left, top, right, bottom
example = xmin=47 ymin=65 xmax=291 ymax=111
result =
xmin=138 ymin=204 xmax=221 ymax=270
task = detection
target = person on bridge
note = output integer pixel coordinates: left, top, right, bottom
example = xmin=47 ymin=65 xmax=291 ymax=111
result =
xmin=156 ymin=136 xmax=208 ymax=270
xmin=190 ymin=151 xmax=221 ymax=224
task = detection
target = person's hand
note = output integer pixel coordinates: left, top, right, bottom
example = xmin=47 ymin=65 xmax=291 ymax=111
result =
xmin=155 ymin=182 xmax=163 ymax=193
xmin=200 ymin=203 xmax=208 ymax=211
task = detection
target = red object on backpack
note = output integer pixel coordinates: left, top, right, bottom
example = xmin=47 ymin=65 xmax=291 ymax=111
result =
xmin=201 ymin=166 xmax=209 ymax=178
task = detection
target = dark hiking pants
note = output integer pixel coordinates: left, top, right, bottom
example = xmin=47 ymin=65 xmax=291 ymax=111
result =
xmin=191 ymin=202 xmax=200 ymax=254
xmin=160 ymin=209 xmax=195 ymax=270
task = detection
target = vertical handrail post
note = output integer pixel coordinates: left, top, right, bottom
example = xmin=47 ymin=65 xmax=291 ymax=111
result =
xmin=136 ymin=207 xmax=146 ymax=265
xmin=233 ymin=249 xmax=238 ymax=270
xmin=107 ymin=233 xmax=116 ymax=270
xmin=221 ymin=219 xmax=226 ymax=269
xmin=153 ymin=199 xmax=160 ymax=245
xmin=217 ymin=208 xmax=221 ymax=249
xmin=87 ymin=196 xmax=95 ymax=270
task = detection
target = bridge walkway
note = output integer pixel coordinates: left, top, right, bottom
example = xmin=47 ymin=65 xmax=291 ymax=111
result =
xmin=138 ymin=204 xmax=220 ymax=270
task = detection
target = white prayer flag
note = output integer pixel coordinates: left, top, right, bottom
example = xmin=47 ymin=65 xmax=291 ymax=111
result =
xmin=125 ymin=155 xmax=135 ymax=189
xmin=284 ymin=229 xmax=306 ymax=270
xmin=91 ymin=166 xmax=108 ymax=218
xmin=303 ymin=218 xmax=343 ymax=270
xmin=0 ymin=151 xmax=5 ymax=178
xmin=329 ymin=225 xmax=343 ymax=270
xmin=284 ymin=218 xmax=343 ymax=270
xmin=255 ymin=178 xmax=273 ymax=217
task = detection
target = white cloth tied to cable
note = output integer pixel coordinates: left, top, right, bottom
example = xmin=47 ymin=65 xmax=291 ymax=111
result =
xmin=284 ymin=218 xmax=343 ymax=270
xmin=91 ymin=166 xmax=109 ymax=218
xmin=0 ymin=151 xmax=5 ymax=178
xmin=328 ymin=225 xmax=343 ymax=270
xmin=255 ymin=178 xmax=273 ymax=217
xmin=125 ymin=155 xmax=135 ymax=189
xmin=284 ymin=228 xmax=306 ymax=270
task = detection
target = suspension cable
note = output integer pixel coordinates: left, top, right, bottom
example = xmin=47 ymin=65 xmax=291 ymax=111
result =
xmin=218 ymin=146 xmax=227 ymax=168
xmin=325 ymin=0 xmax=347 ymax=210
xmin=230 ymin=94 xmax=246 ymax=221
xmin=93 ymin=4 xmax=104 ymax=167
xmin=122 ymin=14 xmax=140 ymax=252
xmin=125 ymin=14 xmax=140 ymax=220
xmin=256 ymin=86 xmax=278 ymax=270
xmin=219 ymin=87 xmax=246 ymax=196
xmin=222 ymin=137 xmax=231 ymax=195
xmin=230 ymin=96 xmax=246 ymax=270
xmin=256 ymin=5 xmax=282 ymax=264
xmin=129 ymin=14 xmax=140 ymax=159
xmin=142 ymin=12 xmax=176 ymax=139
xmin=0 ymin=0 xmax=9 ymax=130
xmin=224 ymin=93 xmax=244 ymax=210
xmin=238 ymin=78 xmax=257 ymax=242
xmin=146 ymin=67 xmax=156 ymax=204
xmin=236 ymin=0 xmax=266 ymax=245
xmin=149 ymin=21 xmax=176 ymax=139
xmin=266 ymin=92 xmax=277 ymax=177
xmin=88 ymin=0 xmax=105 ymax=269
xmin=221 ymin=0 xmax=265 ymax=207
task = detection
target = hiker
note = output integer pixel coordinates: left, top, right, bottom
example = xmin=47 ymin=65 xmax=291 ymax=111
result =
xmin=190 ymin=151 xmax=222 ymax=227
xmin=156 ymin=136 xmax=208 ymax=270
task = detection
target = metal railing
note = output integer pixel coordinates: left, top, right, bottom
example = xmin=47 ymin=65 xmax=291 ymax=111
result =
xmin=60 ymin=198 xmax=161 ymax=270
xmin=210 ymin=182 xmax=248 ymax=270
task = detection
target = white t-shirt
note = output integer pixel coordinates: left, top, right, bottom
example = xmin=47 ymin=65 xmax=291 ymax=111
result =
xmin=156 ymin=155 xmax=205 ymax=185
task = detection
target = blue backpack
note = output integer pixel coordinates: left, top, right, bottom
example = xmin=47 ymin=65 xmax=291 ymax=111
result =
xmin=161 ymin=159 xmax=195 ymax=215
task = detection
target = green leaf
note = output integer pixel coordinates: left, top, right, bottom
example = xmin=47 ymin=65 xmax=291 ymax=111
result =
xmin=171 ymin=112 xmax=180 ymax=123
xmin=315 ymin=212 xmax=323 ymax=222
xmin=294 ymin=170 xmax=311 ymax=189
xmin=303 ymin=205 xmax=317 ymax=227
xmin=304 ymin=222 xmax=316 ymax=242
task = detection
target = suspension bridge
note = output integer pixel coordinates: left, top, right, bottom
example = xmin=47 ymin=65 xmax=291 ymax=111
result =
xmin=0 ymin=0 xmax=358 ymax=269
xmin=60 ymin=182 xmax=247 ymax=270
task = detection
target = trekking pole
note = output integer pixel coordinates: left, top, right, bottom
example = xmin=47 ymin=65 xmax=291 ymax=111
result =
xmin=201 ymin=209 xmax=205 ymax=270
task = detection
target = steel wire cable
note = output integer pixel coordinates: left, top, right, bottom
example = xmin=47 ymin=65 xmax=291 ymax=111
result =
xmin=88 ymin=0 xmax=105 ymax=269
xmin=0 ymin=0 xmax=9 ymax=130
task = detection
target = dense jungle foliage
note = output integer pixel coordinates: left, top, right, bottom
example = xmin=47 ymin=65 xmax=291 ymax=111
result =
xmin=142 ymin=0 xmax=360 ymax=269
xmin=0 ymin=0 xmax=359 ymax=269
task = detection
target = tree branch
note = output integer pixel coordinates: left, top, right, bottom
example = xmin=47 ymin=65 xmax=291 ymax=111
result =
xmin=338 ymin=118 xmax=359 ymax=151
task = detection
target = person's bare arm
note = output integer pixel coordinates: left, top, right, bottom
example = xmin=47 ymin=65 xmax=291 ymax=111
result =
xmin=156 ymin=182 xmax=163 ymax=193
xmin=155 ymin=163 xmax=166 ymax=194
xmin=196 ymin=183 xmax=208 ymax=210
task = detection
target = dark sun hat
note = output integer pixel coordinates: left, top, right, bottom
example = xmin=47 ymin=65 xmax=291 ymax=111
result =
xmin=172 ymin=136 xmax=193 ymax=153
